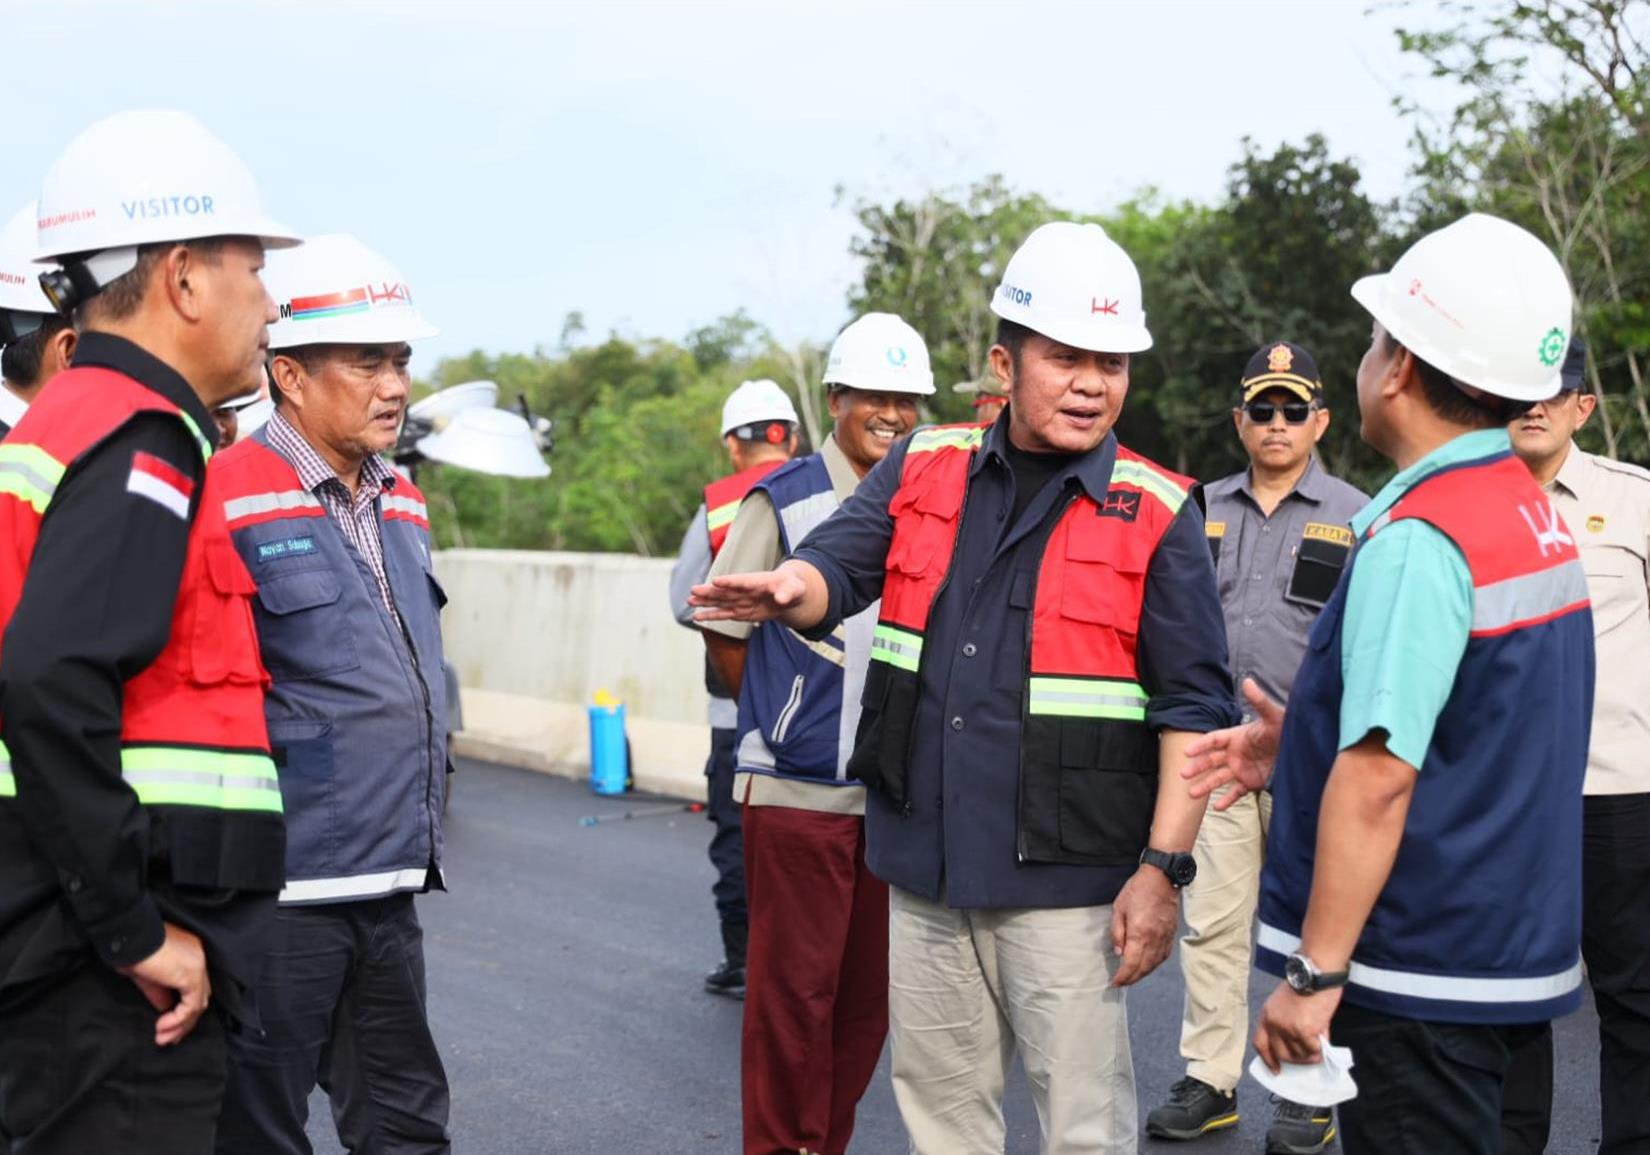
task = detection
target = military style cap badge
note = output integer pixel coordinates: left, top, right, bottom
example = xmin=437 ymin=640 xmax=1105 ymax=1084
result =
xmin=1267 ymin=343 xmax=1294 ymax=373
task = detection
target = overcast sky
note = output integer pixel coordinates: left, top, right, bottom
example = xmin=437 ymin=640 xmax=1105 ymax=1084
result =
xmin=11 ymin=0 xmax=1457 ymax=367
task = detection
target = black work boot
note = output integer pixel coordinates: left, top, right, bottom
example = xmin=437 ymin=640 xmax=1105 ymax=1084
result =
xmin=1144 ymin=1076 xmax=1240 ymax=1140
xmin=1265 ymin=1098 xmax=1336 ymax=1153
xmin=703 ymin=920 xmax=746 ymax=999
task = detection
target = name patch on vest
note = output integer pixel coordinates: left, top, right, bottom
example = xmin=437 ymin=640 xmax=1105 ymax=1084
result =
xmin=1301 ymin=522 xmax=1354 ymax=547
xmin=257 ymin=536 xmax=317 ymax=563
xmin=1096 ymin=489 xmax=1141 ymax=522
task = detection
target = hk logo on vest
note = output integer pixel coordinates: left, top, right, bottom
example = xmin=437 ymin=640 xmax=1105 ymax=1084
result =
xmin=1519 ymin=500 xmax=1574 ymax=557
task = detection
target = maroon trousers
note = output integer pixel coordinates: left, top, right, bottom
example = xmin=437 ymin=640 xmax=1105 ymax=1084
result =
xmin=741 ymin=802 xmax=889 ymax=1155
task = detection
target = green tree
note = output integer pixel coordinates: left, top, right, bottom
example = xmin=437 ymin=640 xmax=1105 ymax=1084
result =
xmin=1396 ymin=0 xmax=1649 ymax=460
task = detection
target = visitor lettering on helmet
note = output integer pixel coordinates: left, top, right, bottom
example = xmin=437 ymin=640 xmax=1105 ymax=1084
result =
xmin=121 ymin=194 xmax=216 ymax=220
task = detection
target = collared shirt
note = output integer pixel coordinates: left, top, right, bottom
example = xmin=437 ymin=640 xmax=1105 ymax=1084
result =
xmin=1547 ymin=443 xmax=1650 ymax=794
xmin=1336 ymin=429 xmax=1514 ymax=768
xmin=704 ymin=435 xmax=865 ymax=814
xmin=264 ymin=408 xmax=401 ymax=627
xmin=668 ymin=502 xmax=738 ymax=730
xmin=1204 ymin=456 xmax=1368 ymax=713
xmin=792 ymin=417 xmax=1238 ymax=909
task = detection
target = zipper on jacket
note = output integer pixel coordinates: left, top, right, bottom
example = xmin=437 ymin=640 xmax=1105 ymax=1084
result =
xmin=772 ymin=674 xmax=805 ymax=744
xmin=396 ymin=613 xmax=438 ymax=870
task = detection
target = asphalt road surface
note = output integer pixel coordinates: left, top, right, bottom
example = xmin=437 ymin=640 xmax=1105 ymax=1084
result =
xmin=304 ymin=759 xmax=1605 ymax=1154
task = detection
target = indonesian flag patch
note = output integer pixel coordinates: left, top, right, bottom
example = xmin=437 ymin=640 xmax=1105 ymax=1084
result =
xmin=126 ymin=452 xmax=195 ymax=520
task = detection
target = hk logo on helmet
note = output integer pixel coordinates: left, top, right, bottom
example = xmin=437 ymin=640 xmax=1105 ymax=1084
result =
xmin=885 ymin=345 xmax=908 ymax=368
xmin=1091 ymin=297 xmax=1119 ymax=316
xmin=1519 ymin=499 xmax=1574 ymax=557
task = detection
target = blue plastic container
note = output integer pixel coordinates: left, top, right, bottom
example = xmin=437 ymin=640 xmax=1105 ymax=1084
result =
xmin=588 ymin=701 xmax=629 ymax=796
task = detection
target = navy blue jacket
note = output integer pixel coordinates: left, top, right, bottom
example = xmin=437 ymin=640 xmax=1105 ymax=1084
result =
xmin=215 ymin=433 xmax=449 ymax=905
xmin=793 ymin=418 xmax=1238 ymax=908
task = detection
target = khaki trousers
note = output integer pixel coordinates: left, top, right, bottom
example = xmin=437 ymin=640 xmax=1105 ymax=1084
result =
xmin=888 ymin=887 xmax=1137 ymax=1155
xmin=1178 ymin=786 xmax=1272 ymax=1093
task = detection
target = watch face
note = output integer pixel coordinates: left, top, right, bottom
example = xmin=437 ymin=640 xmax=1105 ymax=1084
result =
xmin=1285 ymin=954 xmax=1312 ymax=992
xmin=1172 ymin=856 xmax=1197 ymax=886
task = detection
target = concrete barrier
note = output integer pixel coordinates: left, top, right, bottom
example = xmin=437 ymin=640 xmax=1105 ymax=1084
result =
xmin=433 ymin=549 xmax=711 ymax=800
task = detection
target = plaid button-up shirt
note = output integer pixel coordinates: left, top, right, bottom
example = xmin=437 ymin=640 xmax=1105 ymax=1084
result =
xmin=265 ymin=408 xmax=402 ymax=628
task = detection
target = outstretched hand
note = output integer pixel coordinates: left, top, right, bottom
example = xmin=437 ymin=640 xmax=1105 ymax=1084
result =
xmin=1181 ymin=678 xmax=1285 ymax=810
xmin=690 ymin=569 xmax=809 ymax=624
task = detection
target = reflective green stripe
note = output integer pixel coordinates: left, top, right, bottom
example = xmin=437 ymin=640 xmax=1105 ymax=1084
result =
xmin=0 ymin=739 xmax=12 ymax=798
xmin=119 ymin=747 xmax=282 ymax=813
xmin=1027 ymin=676 xmax=1148 ymax=720
xmin=1111 ymin=461 xmax=1187 ymax=515
xmin=706 ymin=500 xmax=740 ymax=533
xmin=908 ymin=426 xmax=985 ymax=456
xmin=0 ymin=444 xmax=67 ymax=514
xmin=870 ymin=623 xmax=924 ymax=673
xmin=177 ymin=412 xmax=214 ymax=463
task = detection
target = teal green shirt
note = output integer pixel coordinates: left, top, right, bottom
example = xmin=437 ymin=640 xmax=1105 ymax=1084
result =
xmin=1339 ymin=429 xmax=1512 ymax=768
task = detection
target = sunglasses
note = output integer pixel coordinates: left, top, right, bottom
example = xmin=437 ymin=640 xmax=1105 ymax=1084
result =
xmin=1243 ymin=400 xmax=1316 ymax=425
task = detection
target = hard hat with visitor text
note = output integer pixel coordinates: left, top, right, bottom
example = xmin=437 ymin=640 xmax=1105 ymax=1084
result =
xmin=264 ymin=233 xmax=438 ymax=350
xmin=1350 ymin=213 xmax=1574 ymax=402
xmin=33 ymin=109 xmax=299 ymax=313
xmin=720 ymin=378 xmax=800 ymax=437
xmin=822 ymin=312 xmax=935 ymax=395
xmin=990 ymin=221 xmax=1151 ymax=354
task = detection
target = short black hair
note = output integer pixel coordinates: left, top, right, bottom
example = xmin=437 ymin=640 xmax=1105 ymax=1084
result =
xmin=1 ymin=314 xmax=71 ymax=389
xmin=1380 ymin=331 xmax=1529 ymax=427
xmin=994 ymin=318 xmax=1032 ymax=365
xmin=75 ymin=238 xmax=228 ymax=330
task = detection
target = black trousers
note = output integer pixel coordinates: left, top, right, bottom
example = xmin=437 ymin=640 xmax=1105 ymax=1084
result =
xmin=1502 ymin=793 xmax=1650 ymax=1155
xmin=1332 ymin=1001 xmax=1545 ymax=1155
xmin=216 ymin=894 xmax=450 ymax=1155
xmin=0 ymin=960 xmax=228 ymax=1154
xmin=707 ymin=726 xmax=747 ymax=927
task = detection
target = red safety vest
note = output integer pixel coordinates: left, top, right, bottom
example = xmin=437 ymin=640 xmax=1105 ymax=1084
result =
xmin=849 ymin=424 xmax=1193 ymax=864
xmin=0 ymin=366 xmax=279 ymax=827
xmin=703 ymin=459 xmax=785 ymax=557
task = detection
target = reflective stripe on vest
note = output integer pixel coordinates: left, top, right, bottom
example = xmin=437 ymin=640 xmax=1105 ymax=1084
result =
xmin=871 ymin=623 xmax=923 ymax=673
xmin=707 ymin=499 xmax=740 ymax=535
xmin=1027 ymin=676 xmax=1148 ymax=720
xmin=223 ymin=489 xmax=325 ymax=529
xmin=0 ymin=739 xmax=12 ymax=797
xmin=0 ymin=443 xmax=67 ymax=514
xmin=908 ymin=425 xmax=985 ymax=456
xmin=1111 ymin=460 xmax=1187 ymax=515
xmin=382 ymin=494 xmax=429 ymax=527
xmin=120 ymin=746 xmax=282 ymax=812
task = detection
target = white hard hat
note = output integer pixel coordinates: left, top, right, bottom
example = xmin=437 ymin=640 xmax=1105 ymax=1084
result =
xmin=822 ymin=312 xmax=935 ymax=395
xmin=720 ymin=378 xmax=800 ymax=436
xmin=35 ymin=110 xmax=298 ymax=273
xmin=0 ymin=204 xmax=56 ymax=323
xmin=1351 ymin=213 xmax=1573 ymax=402
xmin=417 ymin=407 xmax=550 ymax=478
xmin=265 ymin=233 xmax=438 ymax=350
xmin=990 ymin=221 xmax=1151 ymax=354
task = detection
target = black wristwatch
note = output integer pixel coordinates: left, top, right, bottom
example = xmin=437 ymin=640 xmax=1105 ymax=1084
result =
xmin=1138 ymin=848 xmax=1197 ymax=888
xmin=1284 ymin=952 xmax=1350 ymax=994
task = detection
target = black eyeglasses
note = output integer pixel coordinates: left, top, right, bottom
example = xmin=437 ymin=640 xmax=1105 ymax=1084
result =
xmin=1243 ymin=400 xmax=1316 ymax=425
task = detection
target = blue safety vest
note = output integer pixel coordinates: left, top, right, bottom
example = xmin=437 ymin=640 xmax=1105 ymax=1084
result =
xmin=1256 ymin=451 xmax=1594 ymax=1024
xmin=734 ymin=454 xmax=877 ymax=787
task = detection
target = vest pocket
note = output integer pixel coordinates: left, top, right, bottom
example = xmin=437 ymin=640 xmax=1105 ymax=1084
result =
xmin=189 ymin=538 xmax=268 ymax=686
xmin=268 ymin=720 xmax=336 ymax=875
xmin=254 ymin=570 xmax=361 ymax=681
xmin=1021 ymin=716 xmax=1157 ymax=865
xmin=846 ymin=661 xmax=920 ymax=810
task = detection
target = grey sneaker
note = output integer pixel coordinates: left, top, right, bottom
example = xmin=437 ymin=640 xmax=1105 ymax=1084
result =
xmin=1144 ymin=1076 xmax=1240 ymax=1140
xmin=1265 ymin=1097 xmax=1336 ymax=1154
